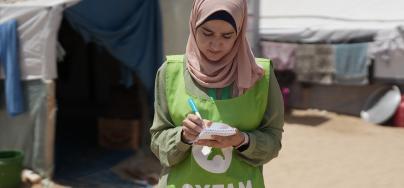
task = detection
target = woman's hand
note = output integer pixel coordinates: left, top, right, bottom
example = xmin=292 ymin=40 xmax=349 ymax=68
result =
xmin=181 ymin=114 xmax=212 ymax=143
xmin=195 ymin=129 xmax=245 ymax=148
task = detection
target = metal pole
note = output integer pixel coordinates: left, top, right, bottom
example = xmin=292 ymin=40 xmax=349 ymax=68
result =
xmin=247 ymin=0 xmax=261 ymax=56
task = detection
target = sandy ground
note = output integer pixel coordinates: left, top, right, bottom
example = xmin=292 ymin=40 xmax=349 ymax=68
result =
xmin=263 ymin=109 xmax=404 ymax=188
xmin=25 ymin=109 xmax=404 ymax=188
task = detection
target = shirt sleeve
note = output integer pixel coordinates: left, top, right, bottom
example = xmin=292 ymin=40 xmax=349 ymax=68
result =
xmin=236 ymin=63 xmax=285 ymax=167
xmin=150 ymin=63 xmax=192 ymax=168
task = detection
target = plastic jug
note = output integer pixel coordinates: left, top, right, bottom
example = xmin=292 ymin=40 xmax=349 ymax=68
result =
xmin=394 ymin=95 xmax=404 ymax=127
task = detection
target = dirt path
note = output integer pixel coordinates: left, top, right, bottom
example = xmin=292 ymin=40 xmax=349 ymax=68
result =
xmin=264 ymin=109 xmax=404 ymax=188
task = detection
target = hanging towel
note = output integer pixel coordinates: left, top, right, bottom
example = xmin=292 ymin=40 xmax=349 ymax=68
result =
xmin=334 ymin=43 xmax=369 ymax=85
xmin=261 ymin=41 xmax=297 ymax=70
xmin=0 ymin=19 xmax=24 ymax=116
xmin=294 ymin=44 xmax=335 ymax=84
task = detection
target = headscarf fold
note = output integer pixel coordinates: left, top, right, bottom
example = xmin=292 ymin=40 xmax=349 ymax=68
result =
xmin=186 ymin=0 xmax=264 ymax=96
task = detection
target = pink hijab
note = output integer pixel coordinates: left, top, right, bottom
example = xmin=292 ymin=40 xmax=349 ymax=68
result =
xmin=186 ymin=0 xmax=264 ymax=96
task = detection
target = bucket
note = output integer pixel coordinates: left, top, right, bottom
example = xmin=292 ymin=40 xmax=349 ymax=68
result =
xmin=360 ymin=85 xmax=401 ymax=124
xmin=0 ymin=150 xmax=24 ymax=188
xmin=394 ymin=95 xmax=404 ymax=127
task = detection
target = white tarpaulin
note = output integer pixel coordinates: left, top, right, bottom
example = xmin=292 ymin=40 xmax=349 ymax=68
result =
xmin=0 ymin=0 xmax=79 ymax=177
xmin=0 ymin=80 xmax=56 ymax=177
xmin=0 ymin=0 xmax=79 ymax=80
xmin=260 ymin=0 xmax=404 ymax=43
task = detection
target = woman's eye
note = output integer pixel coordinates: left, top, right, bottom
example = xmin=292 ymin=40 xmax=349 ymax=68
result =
xmin=223 ymin=35 xmax=232 ymax=39
xmin=203 ymin=32 xmax=213 ymax=37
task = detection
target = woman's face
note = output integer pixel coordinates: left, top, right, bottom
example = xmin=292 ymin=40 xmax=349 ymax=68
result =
xmin=196 ymin=20 xmax=237 ymax=62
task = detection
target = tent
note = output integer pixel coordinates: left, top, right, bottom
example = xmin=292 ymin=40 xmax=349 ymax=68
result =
xmin=0 ymin=0 xmax=79 ymax=178
xmin=259 ymin=0 xmax=404 ymax=115
xmin=1 ymin=0 xmax=163 ymax=185
xmin=260 ymin=0 xmax=404 ymax=43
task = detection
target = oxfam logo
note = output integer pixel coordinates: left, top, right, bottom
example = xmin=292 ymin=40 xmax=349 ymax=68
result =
xmin=192 ymin=145 xmax=232 ymax=173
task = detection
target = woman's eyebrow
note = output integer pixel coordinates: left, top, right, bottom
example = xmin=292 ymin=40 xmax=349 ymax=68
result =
xmin=222 ymin=31 xmax=235 ymax=35
xmin=201 ymin=26 xmax=234 ymax=35
xmin=201 ymin=27 xmax=213 ymax=33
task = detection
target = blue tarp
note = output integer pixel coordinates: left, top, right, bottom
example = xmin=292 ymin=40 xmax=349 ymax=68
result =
xmin=64 ymin=0 xmax=163 ymax=99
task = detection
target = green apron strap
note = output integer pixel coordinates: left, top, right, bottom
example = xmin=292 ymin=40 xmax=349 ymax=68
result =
xmin=208 ymin=86 xmax=231 ymax=100
xmin=221 ymin=85 xmax=231 ymax=100
xmin=208 ymin=88 xmax=216 ymax=100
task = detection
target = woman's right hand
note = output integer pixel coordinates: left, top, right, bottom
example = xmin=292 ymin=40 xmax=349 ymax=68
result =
xmin=181 ymin=114 xmax=206 ymax=143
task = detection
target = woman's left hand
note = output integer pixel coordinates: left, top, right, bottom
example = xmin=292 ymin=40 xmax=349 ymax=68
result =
xmin=195 ymin=129 xmax=244 ymax=148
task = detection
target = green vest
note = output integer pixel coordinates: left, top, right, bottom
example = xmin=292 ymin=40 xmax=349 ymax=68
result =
xmin=165 ymin=55 xmax=270 ymax=188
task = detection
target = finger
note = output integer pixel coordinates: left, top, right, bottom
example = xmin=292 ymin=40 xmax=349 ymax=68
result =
xmin=210 ymin=135 xmax=226 ymax=143
xmin=182 ymin=125 xmax=199 ymax=137
xmin=205 ymin=137 xmax=235 ymax=148
xmin=194 ymin=139 xmax=209 ymax=146
xmin=207 ymin=140 xmax=222 ymax=148
xmin=203 ymin=120 xmax=213 ymax=127
xmin=187 ymin=114 xmax=204 ymax=126
xmin=183 ymin=119 xmax=203 ymax=133
xmin=182 ymin=131 xmax=197 ymax=141
xmin=196 ymin=139 xmax=222 ymax=148
xmin=182 ymin=128 xmax=199 ymax=139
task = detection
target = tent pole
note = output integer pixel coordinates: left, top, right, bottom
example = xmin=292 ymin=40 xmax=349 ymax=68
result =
xmin=248 ymin=0 xmax=261 ymax=56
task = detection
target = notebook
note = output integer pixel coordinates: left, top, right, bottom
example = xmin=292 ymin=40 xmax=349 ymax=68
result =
xmin=197 ymin=122 xmax=237 ymax=140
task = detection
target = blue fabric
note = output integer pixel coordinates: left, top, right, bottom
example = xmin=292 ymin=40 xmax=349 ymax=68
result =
xmin=64 ymin=0 xmax=163 ymax=98
xmin=334 ymin=43 xmax=369 ymax=84
xmin=0 ymin=19 xmax=24 ymax=116
xmin=119 ymin=66 xmax=133 ymax=88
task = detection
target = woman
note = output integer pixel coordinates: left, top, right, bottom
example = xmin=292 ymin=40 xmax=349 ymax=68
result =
xmin=150 ymin=0 xmax=284 ymax=187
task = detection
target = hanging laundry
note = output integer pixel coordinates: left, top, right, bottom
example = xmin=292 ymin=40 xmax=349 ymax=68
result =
xmin=294 ymin=44 xmax=335 ymax=84
xmin=334 ymin=43 xmax=369 ymax=85
xmin=0 ymin=5 xmax=67 ymax=80
xmin=0 ymin=19 xmax=24 ymax=116
xmin=369 ymin=29 xmax=404 ymax=81
xmin=261 ymin=41 xmax=298 ymax=70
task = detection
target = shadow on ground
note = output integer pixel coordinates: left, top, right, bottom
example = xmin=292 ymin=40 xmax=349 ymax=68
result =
xmin=285 ymin=111 xmax=330 ymax=126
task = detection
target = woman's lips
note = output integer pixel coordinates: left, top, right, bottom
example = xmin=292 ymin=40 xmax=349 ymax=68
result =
xmin=208 ymin=49 xmax=221 ymax=55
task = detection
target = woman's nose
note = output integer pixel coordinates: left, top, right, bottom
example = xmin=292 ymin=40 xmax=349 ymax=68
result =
xmin=210 ymin=40 xmax=221 ymax=51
